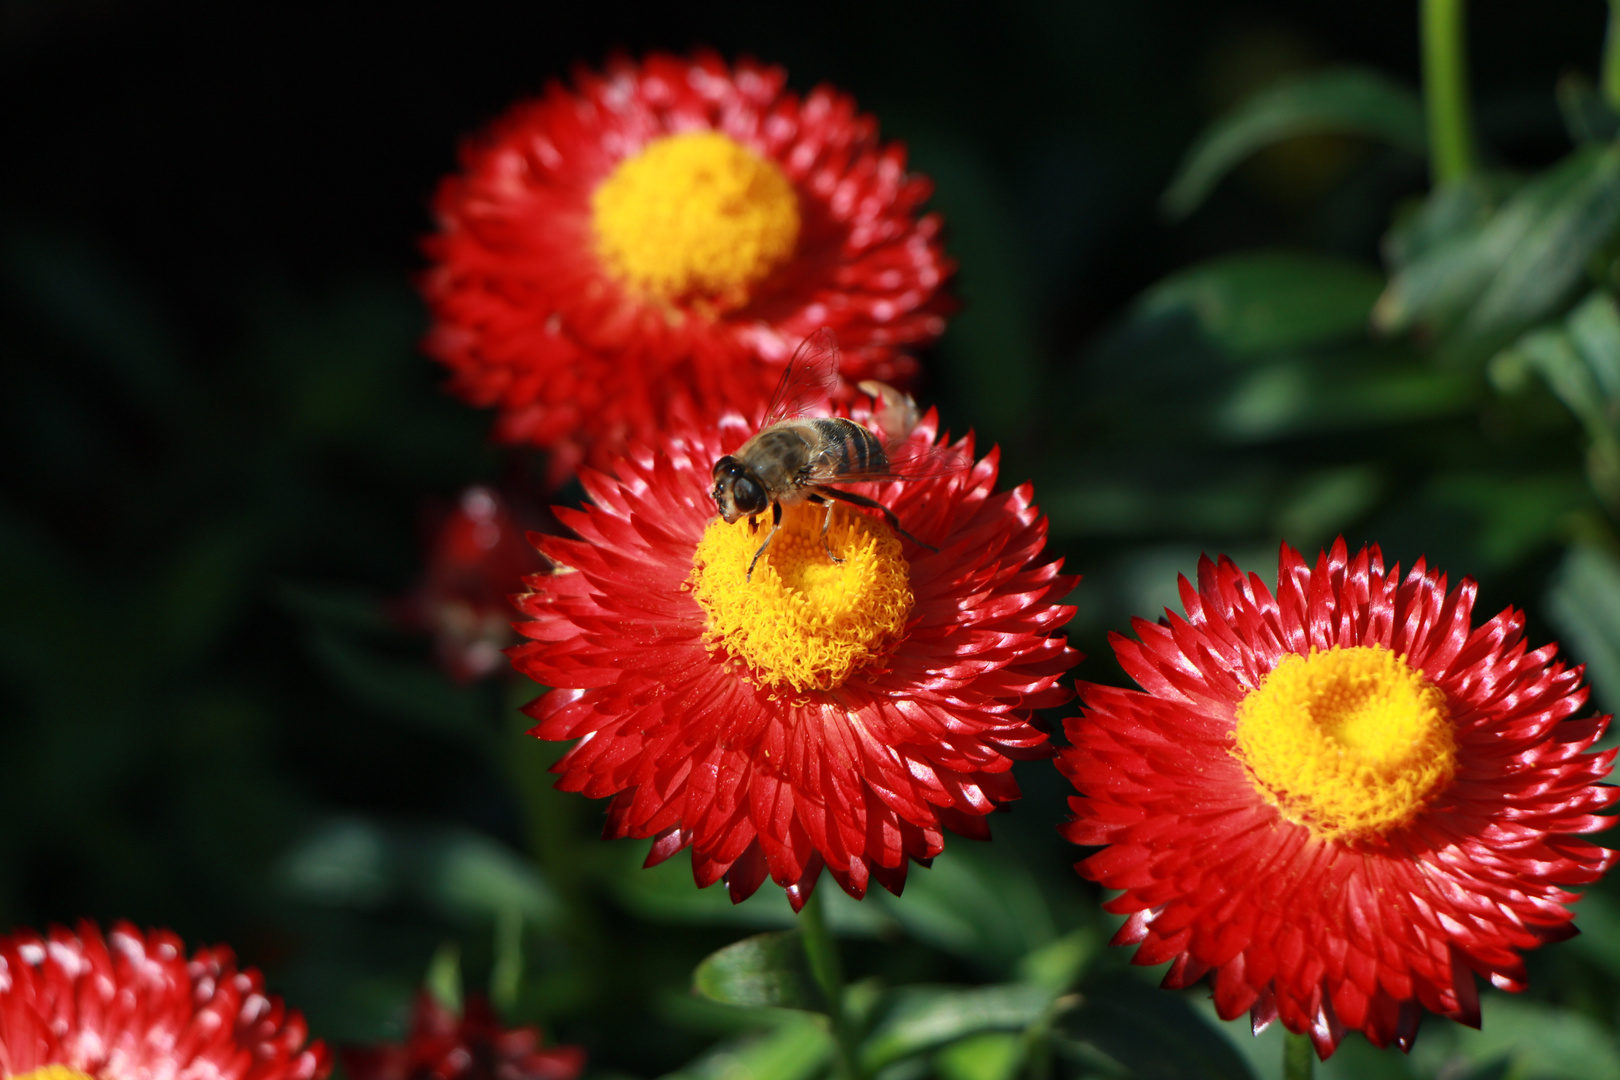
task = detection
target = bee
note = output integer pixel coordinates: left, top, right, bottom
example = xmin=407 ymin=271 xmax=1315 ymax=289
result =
xmin=711 ymin=328 xmax=965 ymax=580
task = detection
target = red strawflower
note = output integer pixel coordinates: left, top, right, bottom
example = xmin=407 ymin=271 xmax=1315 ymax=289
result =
xmin=1059 ymin=539 xmax=1617 ymax=1059
xmin=423 ymin=51 xmax=953 ymax=485
xmin=0 ymin=921 xmax=328 ymax=1080
xmin=341 ymin=994 xmax=582 ymax=1080
xmin=509 ymin=405 xmax=1078 ymax=908
xmin=398 ymin=486 xmax=550 ymax=683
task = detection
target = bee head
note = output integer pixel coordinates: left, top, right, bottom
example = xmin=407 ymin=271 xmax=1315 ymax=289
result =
xmin=712 ymin=455 xmax=768 ymax=522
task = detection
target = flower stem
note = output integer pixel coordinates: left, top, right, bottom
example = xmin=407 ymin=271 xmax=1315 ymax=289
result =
xmin=1421 ymin=0 xmax=1478 ymax=185
xmin=1283 ymin=1032 xmax=1315 ymax=1080
xmin=1605 ymin=0 xmax=1620 ymax=111
xmin=799 ymin=889 xmax=858 ymax=1080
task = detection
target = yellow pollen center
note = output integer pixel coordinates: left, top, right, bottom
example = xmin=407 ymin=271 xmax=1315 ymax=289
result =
xmin=592 ymin=131 xmax=801 ymax=305
xmin=16 ymin=1067 xmax=96 ymax=1080
xmin=688 ymin=501 xmax=913 ymax=693
xmin=1233 ymin=645 xmax=1457 ymax=841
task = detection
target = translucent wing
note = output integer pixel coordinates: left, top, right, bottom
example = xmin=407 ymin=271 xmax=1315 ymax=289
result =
xmin=829 ymin=438 xmax=972 ymax=484
xmin=884 ymin=439 xmax=971 ymax=479
xmin=762 ymin=327 xmax=841 ymax=427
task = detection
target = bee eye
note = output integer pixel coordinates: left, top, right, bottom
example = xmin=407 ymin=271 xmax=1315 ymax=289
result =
xmin=734 ymin=476 xmax=766 ymax=513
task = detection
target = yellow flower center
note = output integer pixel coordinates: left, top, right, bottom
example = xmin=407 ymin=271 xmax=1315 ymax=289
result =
xmin=592 ymin=131 xmax=801 ymax=305
xmin=16 ymin=1067 xmax=95 ymax=1080
xmin=689 ymin=501 xmax=913 ymax=693
xmin=1233 ymin=645 xmax=1457 ymax=841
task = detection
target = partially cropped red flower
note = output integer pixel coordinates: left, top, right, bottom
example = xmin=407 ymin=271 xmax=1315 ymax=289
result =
xmin=341 ymin=994 xmax=582 ymax=1080
xmin=1059 ymin=540 xmax=1617 ymax=1059
xmin=0 ymin=921 xmax=328 ymax=1080
xmin=510 ymin=406 xmax=1077 ymax=908
xmin=398 ymin=486 xmax=550 ymax=682
xmin=424 ymin=51 xmax=953 ymax=484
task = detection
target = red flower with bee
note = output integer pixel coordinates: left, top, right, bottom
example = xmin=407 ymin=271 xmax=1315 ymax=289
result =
xmin=1059 ymin=540 xmax=1617 ymax=1058
xmin=0 ymin=922 xmax=329 ymax=1080
xmin=423 ymin=51 xmax=953 ymax=485
xmin=509 ymin=334 xmax=1078 ymax=907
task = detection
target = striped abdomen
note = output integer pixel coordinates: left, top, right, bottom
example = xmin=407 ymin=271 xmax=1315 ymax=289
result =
xmin=798 ymin=417 xmax=888 ymax=482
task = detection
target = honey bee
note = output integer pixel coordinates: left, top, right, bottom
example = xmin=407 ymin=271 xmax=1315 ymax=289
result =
xmin=711 ymin=328 xmax=965 ymax=580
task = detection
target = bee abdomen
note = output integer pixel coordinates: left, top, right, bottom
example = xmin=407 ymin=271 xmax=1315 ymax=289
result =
xmin=807 ymin=417 xmax=887 ymax=478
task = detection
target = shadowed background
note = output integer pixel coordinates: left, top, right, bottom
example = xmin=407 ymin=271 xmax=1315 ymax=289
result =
xmin=2 ymin=3 xmax=1616 ymax=1079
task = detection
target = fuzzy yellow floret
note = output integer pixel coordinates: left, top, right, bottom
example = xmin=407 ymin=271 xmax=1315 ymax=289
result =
xmin=1234 ymin=645 xmax=1457 ymax=840
xmin=592 ymin=131 xmax=800 ymax=303
xmin=689 ymin=501 xmax=912 ymax=693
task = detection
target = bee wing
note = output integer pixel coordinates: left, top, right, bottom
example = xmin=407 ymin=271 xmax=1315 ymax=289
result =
xmin=831 ymin=439 xmax=972 ymax=484
xmin=762 ymin=327 xmax=842 ymax=427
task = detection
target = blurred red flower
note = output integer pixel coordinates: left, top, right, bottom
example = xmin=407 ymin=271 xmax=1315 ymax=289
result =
xmin=509 ymin=403 xmax=1077 ymax=908
xmin=1059 ymin=540 xmax=1617 ymax=1058
xmin=398 ymin=486 xmax=549 ymax=683
xmin=0 ymin=922 xmax=328 ymax=1080
xmin=423 ymin=51 xmax=953 ymax=484
xmin=341 ymin=994 xmax=582 ymax=1080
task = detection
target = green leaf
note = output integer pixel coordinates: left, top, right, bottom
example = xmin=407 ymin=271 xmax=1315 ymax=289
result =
xmin=1041 ymin=476 xmax=1275 ymax=539
xmin=659 ymin=1019 xmax=834 ymax=1080
xmin=1162 ymin=67 xmax=1425 ymax=219
xmin=1136 ymin=251 xmax=1385 ymax=356
xmin=1558 ymin=73 xmax=1620 ymax=146
xmin=935 ymin=1033 xmax=1025 ymax=1080
xmin=277 ymin=819 xmax=563 ymax=927
xmin=1055 ymin=974 xmax=1255 ymax=1080
xmin=1567 ymin=290 xmax=1620 ymax=401
xmin=657 ymin=989 xmax=821 ymax=1037
xmin=1567 ymin=888 xmax=1620 ymax=981
xmin=1382 ymin=175 xmax=1508 ymax=273
xmin=1015 ymin=929 xmax=1099 ymax=993
xmin=693 ymin=932 xmax=823 ymax=1011
xmin=1467 ymin=150 xmax=1620 ymax=339
xmin=874 ymin=846 xmax=1055 ymax=971
xmin=1408 ymin=992 xmax=1620 ymax=1080
xmin=610 ymin=844 xmax=895 ymax=936
xmin=423 ymin=830 xmax=561 ymax=926
xmin=424 ymin=941 xmax=463 ymax=1014
xmin=1213 ymin=353 xmax=1474 ymax=441
xmin=1272 ymin=467 xmax=1384 ymax=548
xmin=1546 ymin=543 xmax=1620 ymax=714
xmin=1490 ymin=293 xmax=1620 ymax=505
xmin=859 ymin=984 xmax=1056 ymax=1073
xmin=1426 ymin=473 xmax=1592 ymax=572
xmin=489 ymin=907 xmax=523 ymax=1015
xmin=1376 ymin=145 xmax=1620 ymax=346
xmin=276 ymin=818 xmax=393 ymax=907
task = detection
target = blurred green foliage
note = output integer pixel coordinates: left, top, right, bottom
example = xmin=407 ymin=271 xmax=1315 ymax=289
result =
xmin=6 ymin=3 xmax=1620 ymax=1080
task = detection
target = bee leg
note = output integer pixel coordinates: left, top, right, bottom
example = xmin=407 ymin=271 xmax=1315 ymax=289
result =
xmin=820 ymin=487 xmax=939 ymax=552
xmin=805 ymin=493 xmax=845 ymax=564
xmin=746 ymin=502 xmax=785 ymax=582
xmin=748 ymin=514 xmax=758 ymax=533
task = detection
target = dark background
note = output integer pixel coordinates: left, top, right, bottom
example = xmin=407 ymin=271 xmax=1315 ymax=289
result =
xmin=2 ymin=3 xmax=1615 ymax=1078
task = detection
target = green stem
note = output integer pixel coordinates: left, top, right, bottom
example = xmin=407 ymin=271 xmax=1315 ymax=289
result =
xmin=1605 ymin=0 xmax=1620 ymax=111
xmin=799 ymin=889 xmax=858 ymax=1080
xmin=1283 ymin=1032 xmax=1315 ymax=1080
xmin=1421 ymin=0 xmax=1478 ymax=184
xmin=500 ymin=680 xmax=607 ymax=1004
